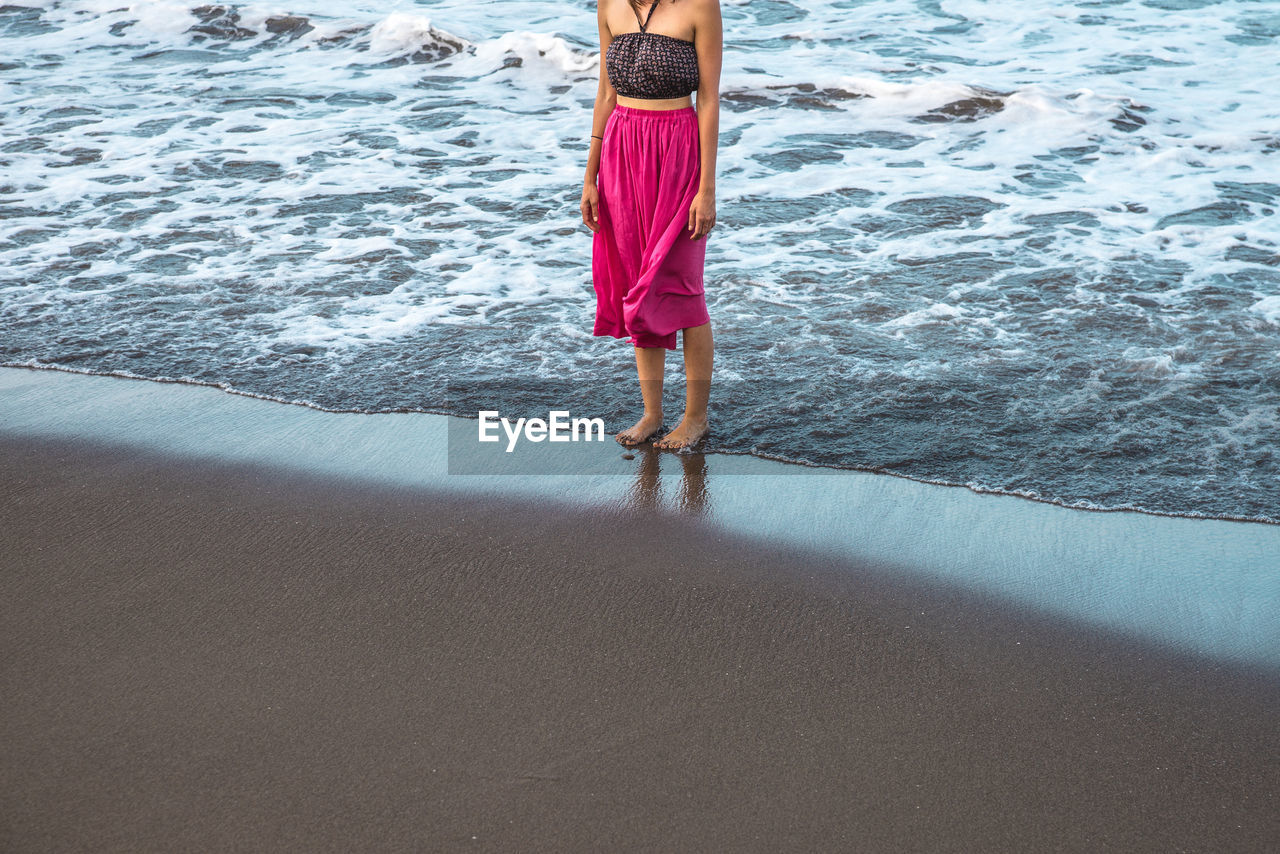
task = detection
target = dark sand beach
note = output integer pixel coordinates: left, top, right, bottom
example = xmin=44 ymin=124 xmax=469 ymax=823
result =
xmin=2 ymin=431 xmax=1277 ymax=852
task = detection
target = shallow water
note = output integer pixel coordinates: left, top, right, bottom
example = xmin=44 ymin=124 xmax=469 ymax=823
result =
xmin=1 ymin=0 xmax=1278 ymax=521
xmin=5 ymin=365 xmax=1280 ymax=668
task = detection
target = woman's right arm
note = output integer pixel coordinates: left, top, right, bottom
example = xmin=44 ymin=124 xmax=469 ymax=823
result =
xmin=582 ymin=1 xmax=616 ymax=232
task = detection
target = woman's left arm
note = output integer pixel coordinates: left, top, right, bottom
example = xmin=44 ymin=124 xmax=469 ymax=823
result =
xmin=689 ymin=0 xmax=722 ymax=240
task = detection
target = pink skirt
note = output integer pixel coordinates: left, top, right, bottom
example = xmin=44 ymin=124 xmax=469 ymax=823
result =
xmin=592 ymin=104 xmax=709 ymax=350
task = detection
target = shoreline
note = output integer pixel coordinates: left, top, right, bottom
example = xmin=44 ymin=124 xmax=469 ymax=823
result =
xmin=3 ymin=430 xmax=1279 ymax=850
xmin=6 ymin=360 xmax=1274 ymax=527
xmin=2 ymin=364 xmax=1278 ymax=669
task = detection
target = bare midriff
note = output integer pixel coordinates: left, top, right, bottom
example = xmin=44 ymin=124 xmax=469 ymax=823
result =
xmin=616 ymin=94 xmax=694 ymax=110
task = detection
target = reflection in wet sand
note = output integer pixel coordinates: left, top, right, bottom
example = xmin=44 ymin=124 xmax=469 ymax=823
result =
xmin=622 ymin=446 xmax=710 ymax=516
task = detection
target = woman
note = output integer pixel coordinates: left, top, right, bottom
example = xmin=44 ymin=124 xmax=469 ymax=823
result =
xmin=581 ymin=0 xmax=722 ymax=450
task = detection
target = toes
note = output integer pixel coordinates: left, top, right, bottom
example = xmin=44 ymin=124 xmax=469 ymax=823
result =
xmin=619 ymin=426 xmax=660 ymax=447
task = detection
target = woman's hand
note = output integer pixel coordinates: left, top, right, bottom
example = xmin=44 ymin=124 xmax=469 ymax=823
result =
xmin=581 ymin=182 xmax=600 ymax=233
xmin=688 ymin=190 xmax=716 ymax=240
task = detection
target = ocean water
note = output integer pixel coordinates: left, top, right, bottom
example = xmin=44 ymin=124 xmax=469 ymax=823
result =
xmin=1 ymin=0 xmax=1277 ymax=522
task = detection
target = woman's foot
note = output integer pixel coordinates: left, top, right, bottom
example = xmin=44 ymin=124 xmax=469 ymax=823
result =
xmin=616 ymin=412 xmax=664 ymax=446
xmin=654 ymin=415 xmax=709 ymax=450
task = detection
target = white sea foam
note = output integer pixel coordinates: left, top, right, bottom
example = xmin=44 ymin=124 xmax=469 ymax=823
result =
xmin=1 ymin=0 xmax=1277 ymax=520
xmin=1251 ymin=295 xmax=1280 ymax=326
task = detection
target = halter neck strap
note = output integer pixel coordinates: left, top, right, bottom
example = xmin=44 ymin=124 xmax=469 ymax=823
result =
xmin=635 ymin=1 xmax=660 ymax=33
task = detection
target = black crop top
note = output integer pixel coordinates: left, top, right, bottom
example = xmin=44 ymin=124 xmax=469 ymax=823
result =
xmin=605 ymin=1 xmax=700 ymax=99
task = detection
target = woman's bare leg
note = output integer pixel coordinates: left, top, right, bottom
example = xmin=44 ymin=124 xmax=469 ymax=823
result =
xmin=616 ymin=345 xmax=666 ymax=445
xmin=655 ymin=322 xmax=713 ymax=449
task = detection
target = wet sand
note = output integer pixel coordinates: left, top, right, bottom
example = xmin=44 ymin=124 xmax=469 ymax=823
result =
xmin=2 ymin=432 xmax=1277 ymax=852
